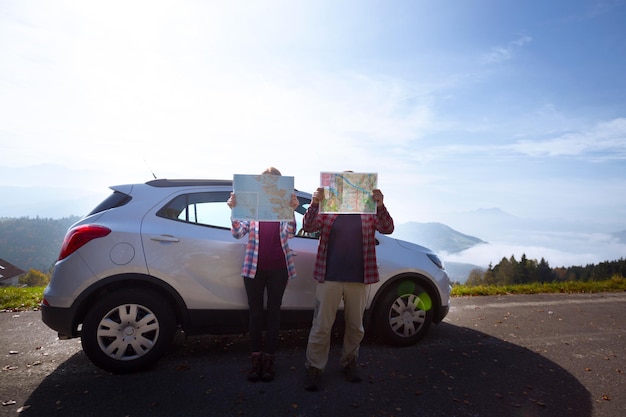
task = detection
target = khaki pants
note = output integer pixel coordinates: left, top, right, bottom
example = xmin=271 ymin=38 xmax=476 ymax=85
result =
xmin=305 ymin=281 xmax=367 ymax=371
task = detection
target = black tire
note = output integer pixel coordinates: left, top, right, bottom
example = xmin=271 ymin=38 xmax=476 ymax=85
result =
xmin=374 ymin=279 xmax=434 ymax=347
xmin=81 ymin=289 xmax=176 ymax=373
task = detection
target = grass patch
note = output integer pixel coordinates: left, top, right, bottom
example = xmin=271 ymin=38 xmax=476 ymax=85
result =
xmin=452 ymin=276 xmax=626 ymax=297
xmin=0 ymin=286 xmax=45 ymax=311
xmin=1 ymin=277 xmax=625 ymax=311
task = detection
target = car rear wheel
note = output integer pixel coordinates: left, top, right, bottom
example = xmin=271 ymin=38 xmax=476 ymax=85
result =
xmin=81 ymin=289 xmax=176 ymax=373
xmin=375 ymin=279 xmax=434 ymax=346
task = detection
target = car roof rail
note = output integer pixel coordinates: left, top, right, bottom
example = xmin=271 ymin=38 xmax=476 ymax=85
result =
xmin=146 ymin=179 xmax=233 ymax=187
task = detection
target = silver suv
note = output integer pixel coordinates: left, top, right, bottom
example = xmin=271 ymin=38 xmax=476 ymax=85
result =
xmin=42 ymin=179 xmax=451 ymax=373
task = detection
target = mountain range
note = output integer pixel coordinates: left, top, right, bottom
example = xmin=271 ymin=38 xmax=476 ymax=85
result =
xmin=390 ymin=222 xmax=486 ymax=283
xmin=391 ymin=222 xmax=486 ymax=254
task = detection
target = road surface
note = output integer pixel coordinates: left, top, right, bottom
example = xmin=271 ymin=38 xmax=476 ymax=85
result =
xmin=1 ymin=292 xmax=624 ymax=417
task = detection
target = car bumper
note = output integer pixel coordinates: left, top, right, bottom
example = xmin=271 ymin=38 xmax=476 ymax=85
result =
xmin=41 ymin=304 xmax=79 ymax=339
xmin=435 ymin=303 xmax=450 ymax=324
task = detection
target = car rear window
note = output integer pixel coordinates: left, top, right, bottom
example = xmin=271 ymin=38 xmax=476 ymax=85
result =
xmin=86 ymin=191 xmax=132 ymax=216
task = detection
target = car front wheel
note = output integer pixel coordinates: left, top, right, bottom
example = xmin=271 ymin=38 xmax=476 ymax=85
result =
xmin=81 ymin=289 xmax=176 ymax=373
xmin=375 ymin=279 xmax=434 ymax=347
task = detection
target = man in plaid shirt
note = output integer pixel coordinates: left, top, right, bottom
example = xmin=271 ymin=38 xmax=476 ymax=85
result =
xmin=302 ymin=185 xmax=394 ymax=391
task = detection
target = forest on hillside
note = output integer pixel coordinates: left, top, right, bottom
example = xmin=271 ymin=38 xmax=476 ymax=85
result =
xmin=466 ymin=254 xmax=626 ymax=286
xmin=0 ymin=216 xmax=80 ymax=272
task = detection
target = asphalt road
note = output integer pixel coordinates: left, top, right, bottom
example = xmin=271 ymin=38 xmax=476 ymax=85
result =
xmin=1 ymin=292 xmax=624 ymax=417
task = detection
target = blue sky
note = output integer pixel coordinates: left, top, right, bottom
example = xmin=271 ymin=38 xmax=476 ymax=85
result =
xmin=1 ymin=0 xmax=625 ymax=267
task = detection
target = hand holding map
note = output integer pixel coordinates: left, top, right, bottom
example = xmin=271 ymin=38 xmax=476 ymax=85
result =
xmin=319 ymin=172 xmax=378 ymax=214
xmin=232 ymin=174 xmax=295 ymax=221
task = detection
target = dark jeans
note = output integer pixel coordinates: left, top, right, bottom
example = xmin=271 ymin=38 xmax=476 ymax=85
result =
xmin=243 ymin=268 xmax=289 ymax=354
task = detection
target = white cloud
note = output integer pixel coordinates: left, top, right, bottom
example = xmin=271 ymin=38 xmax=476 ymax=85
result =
xmin=443 ymin=233 xmax=626 ymax=269
xmin=511 ymin=118 xmax=626 ymax=159
xmin=480 ymin=35 xmax=533 ymax=64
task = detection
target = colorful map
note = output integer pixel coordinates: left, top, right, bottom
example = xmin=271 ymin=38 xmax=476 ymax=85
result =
xmin=320 ymin=172 xmax=377 ymax=214
xmin=232 ymin=174 xmax=295 ymax=221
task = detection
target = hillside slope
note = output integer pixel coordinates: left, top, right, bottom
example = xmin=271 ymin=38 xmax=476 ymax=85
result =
xmin=391 ymin=221 xmax=486 ymax=253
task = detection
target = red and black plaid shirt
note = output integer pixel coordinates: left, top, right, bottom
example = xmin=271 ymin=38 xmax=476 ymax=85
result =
xmin=303 ymin=204 xmax=394 ymax=284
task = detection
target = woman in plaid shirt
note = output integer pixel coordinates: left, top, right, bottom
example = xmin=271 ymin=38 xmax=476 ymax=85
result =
xmin=302 ymin=186 xmax=394 ymax=391
xmin=228 ymin=167 xmax=299 ymax=383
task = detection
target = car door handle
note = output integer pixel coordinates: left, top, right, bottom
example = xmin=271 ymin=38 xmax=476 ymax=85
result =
xmin=150 ymin=235 xmax=180 ymax=242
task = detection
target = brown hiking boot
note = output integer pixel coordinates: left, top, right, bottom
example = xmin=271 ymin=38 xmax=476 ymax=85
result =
xmin=247 ymin=353 xmax=262 ymax=382
xmin=261 ymin=353 xmax=275 ymax=382
xmin=343 ymin=359 xmax=362 ymax=383
xmin=303 ymin=366 xmax=321 ymax=391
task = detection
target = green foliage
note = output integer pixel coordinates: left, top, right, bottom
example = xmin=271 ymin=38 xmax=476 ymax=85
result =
xmin=18 ymin=268 xmax=50 ymax=287
xmin=453 ymin=275 xmax=626 ymax=296
xmin=0 ymin=216 xmax=80 ymax=271
xmin=0 ymin=286 xmax=44 ymax=310
xmin=465 ymin=254 xmax=625 ymax=287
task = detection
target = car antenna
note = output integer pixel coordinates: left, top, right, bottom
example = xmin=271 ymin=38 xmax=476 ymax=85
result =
xmin=143 ymin=159 xmax=157 ymax=179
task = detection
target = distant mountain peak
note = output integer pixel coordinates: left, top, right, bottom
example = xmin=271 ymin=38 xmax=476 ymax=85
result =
xmin=391 ymin=221 xmax=486 ymax=254
xmin=468 ymin=207 xmax=519 ymax=219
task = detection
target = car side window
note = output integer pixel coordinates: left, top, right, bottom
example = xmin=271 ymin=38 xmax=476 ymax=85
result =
xmin=157 ymin=191 xmax=319 ymax=235
xmin=294 ymin=197 xmax=320 ymax=239
xmin=294 ymin=203 xmax=306 ymax=235
xmin=157 ymin=191 xmax=232 ymax=229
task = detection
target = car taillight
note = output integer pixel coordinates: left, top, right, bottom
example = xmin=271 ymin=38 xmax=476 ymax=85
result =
xmin=58 ymin=225 xmax=111 ymax=261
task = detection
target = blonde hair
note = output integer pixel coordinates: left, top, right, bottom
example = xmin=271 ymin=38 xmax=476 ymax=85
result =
xmin=262 ymin=167 xmax=282 ymax=175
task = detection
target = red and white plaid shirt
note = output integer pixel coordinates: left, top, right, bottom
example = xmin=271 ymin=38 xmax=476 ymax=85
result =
xmin=231 ymin=220 xmax=297 ymax=280
xmin=303 ymin=204 xmax=394 ymax=284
